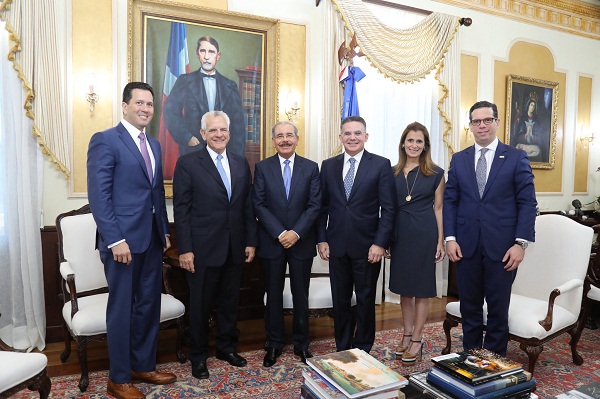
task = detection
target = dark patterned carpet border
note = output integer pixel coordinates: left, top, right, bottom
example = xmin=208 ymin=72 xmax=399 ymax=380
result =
xmin=14 ymin=322 xmax=600 ymax=398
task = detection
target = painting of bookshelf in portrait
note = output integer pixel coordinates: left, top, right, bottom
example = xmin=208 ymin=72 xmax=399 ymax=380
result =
xmin=307 ymin=348 xmax=407 ymax=398
xmin=431 ymin=349 xmax=523 ymax=385
xmin=237 ymin=67 xmax=262 ymax=172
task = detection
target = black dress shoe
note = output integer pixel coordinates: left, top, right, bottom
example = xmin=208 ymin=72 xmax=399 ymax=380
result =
xmin=293 ymin=348 xmax=313 ymax=364
xmin=191 ymin=361 xmax=209 ymax=380
xmin=216 ymin=351 xmax=247 ymax=367
xmin=263 ymin=347 xmax=282 ymax=367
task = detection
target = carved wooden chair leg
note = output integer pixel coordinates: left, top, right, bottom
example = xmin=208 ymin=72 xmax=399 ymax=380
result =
xmin=520 ymin=342 xmax=543 ymax=374
xmin=567 ymin=326 xmax=584 ymax=365
xmin=29 ymin=370 xmax=51 ymax=399
xmin=175 ymin=317 xmax=186 ymax=363
xmin=442 ymin=318 xmax=458 ymax=354
xmin=60 ymin=323 xmax=71 ymax=363
xmin=75 ymin=337 xmax=90 ymax=392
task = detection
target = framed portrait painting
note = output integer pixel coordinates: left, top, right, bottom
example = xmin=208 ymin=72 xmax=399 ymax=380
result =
xmin=129 ymin=0 xmax=279 ymax=196
xmin=505 ymin=74 xmax=558 ymax=169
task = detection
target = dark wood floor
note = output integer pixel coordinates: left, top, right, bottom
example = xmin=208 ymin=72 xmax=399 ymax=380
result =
xmin=43 ymin=297 xmax=456 ymax=378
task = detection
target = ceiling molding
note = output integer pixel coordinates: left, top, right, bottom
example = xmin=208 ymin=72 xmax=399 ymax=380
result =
xmin=435 ymin=0 xmax=600 ymax=40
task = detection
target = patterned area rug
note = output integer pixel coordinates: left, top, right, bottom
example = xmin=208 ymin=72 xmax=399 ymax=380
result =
xmin=15 ymin=322 xmax=600 ymax=398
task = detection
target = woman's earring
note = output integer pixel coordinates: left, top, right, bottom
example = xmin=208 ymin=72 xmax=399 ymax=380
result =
xmin=402 ymin=145 xmax=405 ymax=148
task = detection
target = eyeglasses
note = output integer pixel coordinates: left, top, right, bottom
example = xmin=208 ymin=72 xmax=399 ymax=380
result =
xmin=274 ymin=133 xmax=296 ymax=140
xmin=470 ymin=118 xmax=497 ymax=126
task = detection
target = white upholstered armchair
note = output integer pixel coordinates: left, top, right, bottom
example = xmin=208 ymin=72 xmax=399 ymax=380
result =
xmin=0 ymin=314 xmax=51 ymax=399
xmin=441 ymin=214 xmax=594 ymax=374
xmin=56 ymin=205 xmax=186 ymax=392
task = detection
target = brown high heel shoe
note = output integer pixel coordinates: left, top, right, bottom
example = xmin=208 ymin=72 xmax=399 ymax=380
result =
xmin=394 ymin=333 xmax=412 ymax=356
xmin=401 ymin=339 xmax=423 ymax=365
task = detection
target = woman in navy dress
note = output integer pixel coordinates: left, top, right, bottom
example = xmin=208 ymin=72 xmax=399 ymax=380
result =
xmin=388 ymin=122 xmax=445 ymax=365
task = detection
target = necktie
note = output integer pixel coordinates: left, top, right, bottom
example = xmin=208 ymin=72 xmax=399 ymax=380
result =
xmin=283 ymin=159 xmax=291 ymax=199
xmin=216 ymin=154 xmax=231 ymax=200
xmin=138 ymin=132 xmax=153 ymax=181
xmin=476 ymin=148 xmax=489 ymax=197
xmin=344 ymin=158 xmax=356 ymax=200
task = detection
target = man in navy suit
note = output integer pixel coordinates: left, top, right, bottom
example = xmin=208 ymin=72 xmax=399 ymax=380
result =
xmin=164 ymin=36 xmax=246 ymax=157
xmin=87 ymin=82 xmax=176 ymax=399
xmin=317 ymin=116 xmax=396 ymax=353
xmin=173 ymin=110 xmax=257 ymax=380
xmin=253 ymin=121 xmax=321 ymax=367
xmin=444 ymin=100 xmax=537 ymax=356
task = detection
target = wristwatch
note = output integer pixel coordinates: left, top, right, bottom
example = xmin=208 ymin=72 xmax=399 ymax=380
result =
xmin=514 ymin=241 xmax=528 ymax=250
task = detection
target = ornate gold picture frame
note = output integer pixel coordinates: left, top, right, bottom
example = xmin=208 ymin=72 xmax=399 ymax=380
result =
xmin=129 ymin=0 xmax=279 ymax=196
xmin=505 ymin=74 xmax=558 ymax=169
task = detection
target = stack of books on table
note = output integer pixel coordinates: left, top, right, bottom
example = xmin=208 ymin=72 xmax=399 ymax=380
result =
xmin=408 ymin=349 xmax=536 ymax=399
xmin=301 ymin=348 xmax=408 ymax=399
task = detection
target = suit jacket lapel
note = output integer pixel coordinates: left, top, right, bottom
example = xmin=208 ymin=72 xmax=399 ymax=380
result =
xmin=118 ymin=123 xmax=152 ymax=185
xmin=227 ymin=152 xmax=241 ymax=201
xmin=332 ymin=154 xmax=345 ymax=199
xmin=464 ymin=145 xmax=479 ymax=198
xmin=288 ymin=155 xmax=304 ymax=202
xmin=148 ymin=136 xmax=161 ymax=187
xmin=349 ymin=150 xmax=372 ymax=200
xmin=198 ymin=149 xmax=228 ymax=198
xmin=482 ymin=142 xmax=508 ymax=198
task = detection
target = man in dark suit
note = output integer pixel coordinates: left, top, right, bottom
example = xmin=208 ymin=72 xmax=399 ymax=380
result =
xmin=317 ymin=115 xmax=396 ymax=353
xmin=444 ymin=100 xmax=537 ymax=356
xmin=87 ymin=82 xmax=176 ymax=399
xmin=173 ymin=110 xmax=257 ymax=380
xmin=252 ymin=121 xmax=321 ymax=367
xmin=164 ymin=35 xmax=246 ymax=157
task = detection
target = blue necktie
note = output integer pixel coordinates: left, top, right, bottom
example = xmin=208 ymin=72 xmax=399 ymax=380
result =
xmin=344 ymin=158 xmax=356 ymax=200
xmin=476 ymin=148 xmax=489 ymax=197
xmin=138 ymin=132 xmax=153 ymax=181
xmin=216 ymin=154 xmax=231 ymax=200
xmin=283 ymin=159 xmax=291 ymax=199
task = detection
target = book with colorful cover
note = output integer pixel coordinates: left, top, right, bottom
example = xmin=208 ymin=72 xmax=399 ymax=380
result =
xmin=429 ymin=366 xmax=532 ymax=396
xmin=307 ymin=348 xmax=407 ymax=398
xmin=303 ymin=369 xmax=400 ymax=399
xmin=427 ymin=369 xmax=536 ymax=399
xmin=409 ymin=370 xmax=454 ymax=399
xmin=301 ymin=383 xmax=322 ymax=399
xmin=431 ymin=349 xmax=523 ymax=386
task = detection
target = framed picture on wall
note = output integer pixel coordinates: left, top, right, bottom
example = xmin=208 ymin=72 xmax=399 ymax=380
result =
xmin=505 ymin=74 xmax=558 ymax=169
xmin=129 ymin=0 xmax=279 ymax=197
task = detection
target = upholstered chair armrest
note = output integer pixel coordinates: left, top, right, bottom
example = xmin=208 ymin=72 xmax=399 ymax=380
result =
xmin=59 ymin=261 xmax=80 ymax=318
xmin=539 ymin=278 xmax=583 ymax=331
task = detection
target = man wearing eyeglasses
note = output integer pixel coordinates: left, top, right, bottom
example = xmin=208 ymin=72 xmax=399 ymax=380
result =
xmin=252 ymin=121 xmax=321 ymax=367
xmin=443 ymin=100 xmax=537 ymax=356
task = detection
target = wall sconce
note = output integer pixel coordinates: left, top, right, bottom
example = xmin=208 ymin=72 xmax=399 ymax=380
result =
xmin=285 ymin=91 xmax=301 ymax=122
xmin=579 ymin=125 xmax=595 ymax=145
xmin=462 ymin=111 xmax=471 ymax=140
xmin=86 ymin=73 xmax=99 ymax=114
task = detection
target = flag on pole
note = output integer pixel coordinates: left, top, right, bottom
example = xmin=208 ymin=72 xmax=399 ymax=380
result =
xmin=339 ymin=65 xmax=366 ymax=119
xmin=158 ymin=22 xmax=190 ymax=180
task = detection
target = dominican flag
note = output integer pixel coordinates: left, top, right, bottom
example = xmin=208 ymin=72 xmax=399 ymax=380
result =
xmin=158 ymin=22 xmax=190 ymax=180
xmin=339 ymin=65 xmax=366 ymax=119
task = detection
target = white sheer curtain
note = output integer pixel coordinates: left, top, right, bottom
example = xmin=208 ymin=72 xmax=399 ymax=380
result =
xmin=0 ymin=22 xmax=45 ymax=351
xmin=348 ymin=5 xmax=458 ymax=301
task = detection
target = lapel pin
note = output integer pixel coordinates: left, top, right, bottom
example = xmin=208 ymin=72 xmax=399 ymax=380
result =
xmin=499 ymin=155 xmax=505 ymax=158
